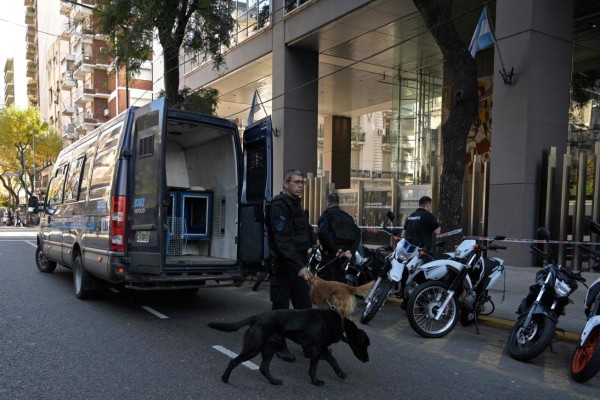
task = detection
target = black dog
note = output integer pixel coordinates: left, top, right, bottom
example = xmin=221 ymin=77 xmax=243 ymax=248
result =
xmin=208 ymin=308 xmax=370 ymax=386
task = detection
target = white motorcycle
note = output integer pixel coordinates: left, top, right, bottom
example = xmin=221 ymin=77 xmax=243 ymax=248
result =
xmin=406 ymin=236 xmax=506 ymax=338
xmin=360 ymin=211 xmax=441 ymax=324
xmin=570 ymin=220 xmax=600 ymax=383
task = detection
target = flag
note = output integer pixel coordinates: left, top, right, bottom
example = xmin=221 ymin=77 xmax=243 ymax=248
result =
xmin=247 ymin=90 xmax=261 ymax=125
xmin=468 ymin=8 xmax=495 ymax=58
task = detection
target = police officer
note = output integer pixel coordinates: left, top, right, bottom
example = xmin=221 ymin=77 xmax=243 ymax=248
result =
xmin=317 ymin=193 xmax=361 ymax=282
xmin=266 ymin=169 xmax=313 ymax=362
xmin=401 ymin=196 xmax=441 ymax=248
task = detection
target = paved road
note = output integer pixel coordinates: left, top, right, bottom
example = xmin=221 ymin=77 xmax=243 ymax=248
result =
xmin=1 ymin=229 xmax=599 ymax=399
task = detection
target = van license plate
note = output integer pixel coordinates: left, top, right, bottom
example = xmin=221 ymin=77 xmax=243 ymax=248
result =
xmin=136 ymin=231 xmax=151 ymax=243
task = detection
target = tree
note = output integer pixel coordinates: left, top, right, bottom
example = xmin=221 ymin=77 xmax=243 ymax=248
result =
xmin=0 ymin=107 xmax=62 ymax=206
xmin=413 ymin=0 xmax=479 ymax=233
xmin=94 ymin=0 xmax=235 ymax=108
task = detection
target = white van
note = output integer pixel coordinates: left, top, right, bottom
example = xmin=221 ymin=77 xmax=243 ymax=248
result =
xmin=35 ymin=98 xmax=272 ymax=298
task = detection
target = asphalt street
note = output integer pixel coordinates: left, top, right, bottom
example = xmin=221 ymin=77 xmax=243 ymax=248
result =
xmin=1 ymin=227 xmax=599 ymax=399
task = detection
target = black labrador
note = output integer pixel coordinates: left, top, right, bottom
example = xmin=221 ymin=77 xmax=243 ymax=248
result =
xmin=208 ymin=308 xmax=370 ymax=386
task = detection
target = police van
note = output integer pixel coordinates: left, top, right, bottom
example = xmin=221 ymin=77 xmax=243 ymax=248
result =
xmin=35 ymin=98 xmax=272 ymax=298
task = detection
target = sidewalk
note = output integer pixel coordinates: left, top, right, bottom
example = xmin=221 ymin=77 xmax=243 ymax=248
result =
xmin=479 ymin=265 xmax=595 ymax=343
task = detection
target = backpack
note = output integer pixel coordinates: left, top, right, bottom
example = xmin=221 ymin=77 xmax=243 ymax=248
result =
xmin=329 ymin=208 xmax=360 ymax=244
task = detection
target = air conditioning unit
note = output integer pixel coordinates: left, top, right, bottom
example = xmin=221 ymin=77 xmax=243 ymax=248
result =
xmin=99 ymin=47 xmax=108 ymax=53
xmin=104 ymin=109 xmax=109 ymax=117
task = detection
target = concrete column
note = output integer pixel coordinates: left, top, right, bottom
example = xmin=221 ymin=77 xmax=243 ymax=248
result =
xmin=488 ymin=0 xmax=573 ymax=266
xmin=323 ymin=115 xmax=351 ymax=189
xmin=271 ymin=0 xmax=318 ymax=187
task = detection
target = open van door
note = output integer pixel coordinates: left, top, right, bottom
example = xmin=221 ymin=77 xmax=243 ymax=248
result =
xmin=127 ymin=98 xmax=168 ymax=274
xmin=239 ymin=116 xmax=273 ymax=272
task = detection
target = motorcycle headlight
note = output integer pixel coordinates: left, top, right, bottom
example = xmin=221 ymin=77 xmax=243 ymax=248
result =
xmin=554 ymin=278 xmax=572 ymax=298
xmin=396 ymin=239 xmax=417 ymax=261
xmin=535 ymin=270 xmax=548 ymax=286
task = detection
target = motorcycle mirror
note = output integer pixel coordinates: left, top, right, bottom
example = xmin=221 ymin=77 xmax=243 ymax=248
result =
xmin=386 ymin=211 xmax=395 ymax=223
xmin=494 ymin=235 xmax=506 ymax=241
xmin=435 ymin=241 xmax=446 ymax=247
xmin=588 ymin=220 xmax=600 ymax=235
xmin=537 ymin=227 xmax=551 ymax=241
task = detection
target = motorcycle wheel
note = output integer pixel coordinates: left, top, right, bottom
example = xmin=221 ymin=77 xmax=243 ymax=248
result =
xmin=360 ymin=278 xmax=393 ymax=324
xmin=507 ymin=314 xmax=556 ymax=361
xmin=571 ymin=326 xmax=600 ymax=383
xmin=406 ymin=280 xmax=459 ymax=338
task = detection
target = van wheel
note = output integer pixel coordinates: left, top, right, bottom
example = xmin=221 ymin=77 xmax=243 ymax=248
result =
xmin=36 ymin=246 xmax=57 ymax=273
xmin=73 ymin=254 xmax=95 ymax=299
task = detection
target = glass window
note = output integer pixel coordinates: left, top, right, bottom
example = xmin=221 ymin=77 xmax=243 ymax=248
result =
xmin=47 ymin=165 xmax=67 ymax=206
xmin=88 ymin=147 xmax=117 ymax=200
xmin=98 ymin=124 xmax=122 ymax=151
xmin=64 ymin=156 xmax=86 ymax=202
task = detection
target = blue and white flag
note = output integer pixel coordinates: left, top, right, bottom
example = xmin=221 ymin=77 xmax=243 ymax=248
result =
xmin=468 ymin=8 xmax=495 ymax=58
xmin=247 ymin=90 xmax=261 ymax=125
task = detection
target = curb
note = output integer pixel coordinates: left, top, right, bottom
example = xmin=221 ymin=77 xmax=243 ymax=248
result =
xmin=387 ymin=295 xmax=581 ymax=344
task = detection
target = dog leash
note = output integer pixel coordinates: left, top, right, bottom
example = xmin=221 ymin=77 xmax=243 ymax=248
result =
xmin=307 ymin=273 xmax=336 ymax=311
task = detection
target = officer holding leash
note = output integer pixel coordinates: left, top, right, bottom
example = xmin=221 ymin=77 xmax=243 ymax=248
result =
xmin=266 ymin=169 xmax=313 ymax=362
xmin=317 ymin=193 xmax=361 ymax=282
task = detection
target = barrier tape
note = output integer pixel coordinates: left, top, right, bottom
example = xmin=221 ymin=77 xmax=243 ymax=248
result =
xmin=463 ymin=235 xmax=600 ymax=246
xmin=436 ymin=228 xmax=463 ymax=238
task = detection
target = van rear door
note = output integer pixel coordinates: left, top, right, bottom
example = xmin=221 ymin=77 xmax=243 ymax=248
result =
xmin=127 ymin=98 xmax=168 ymax=274
xmin=239 ymin=116 xmax=273 ymax=272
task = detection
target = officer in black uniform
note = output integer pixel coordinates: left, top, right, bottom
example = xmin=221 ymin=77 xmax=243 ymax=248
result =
xmin=266 ymin=169 xmax=313 ymax=362
xmin=317 ymin=193 xmax=361 ymax=282
xmin=401 ymin=196 xmax=441 ymax=248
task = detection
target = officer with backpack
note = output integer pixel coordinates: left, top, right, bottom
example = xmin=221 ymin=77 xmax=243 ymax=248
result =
xmin=317 ymin=193 xmax=361 ymax=282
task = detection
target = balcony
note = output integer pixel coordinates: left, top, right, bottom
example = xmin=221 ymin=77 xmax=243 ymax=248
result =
xmin=25 ymin=6 xmax=36 ymax=25
xmin=26 ymin=61 xmax=37 ymax=79
xmin=24 ymin=0 xmax=34 ymax=7
xmin=60 ymin=20 xmax=75 ymax=40
xmin=62 ymin=123 xmax=78 ymax=140
xmin=28 ymin=94 xmax=38 ymax=105
xmin=61 ymin=53 xmax=76 ymax=72
xmin=62 ymin=106 xmax=77 ymax=116
xmin=73 ymin=85 xmax=94 ymax=106
xmin=26 ymin=25 xmax=36 ymax=42
xmin=60 ymin=1 xmax=73 ymax=16
xmin=26 ymin=42 xmax=37 ymax=61
xmin=72 ymin=1 xmax=94 ymax=20
xmin=61 ymin=71 xmax=77 ymax=89
xmin=72 ymin=53 xmax=94 ymax=79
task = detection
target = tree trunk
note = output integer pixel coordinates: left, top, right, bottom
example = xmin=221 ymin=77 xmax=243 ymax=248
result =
xmin=163 ymin=48 xmax=183 ymax=106
xmin=413 ymin=0 xmax=478 ymax=232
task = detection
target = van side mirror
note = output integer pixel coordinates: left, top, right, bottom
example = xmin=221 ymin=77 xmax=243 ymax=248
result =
xmin=537 ymin=227 xmax=550 ymax=241
xmin=386 ymin=211 xmax=395 ymax=223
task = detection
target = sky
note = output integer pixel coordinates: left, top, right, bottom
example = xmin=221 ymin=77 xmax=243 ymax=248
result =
xmin=0 ymin=1 xmax=27 ymax=108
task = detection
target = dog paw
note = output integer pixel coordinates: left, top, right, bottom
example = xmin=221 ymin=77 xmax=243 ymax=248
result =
xmin=269 ymin=379 xmax=283 ymax=386
xmin=337 ymin=372 xmax=347 ymax=379
xmin=311 ymin=379 xmax=325 ymax=386
xmin=221 ymin=375 xmax=229 ymax=384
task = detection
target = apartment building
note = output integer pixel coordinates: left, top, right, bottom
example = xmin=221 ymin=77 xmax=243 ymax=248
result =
xmin=3 ymin=59 xmax=15 ymax=108
xmin=42 ymin=0 xmax=153 ymax=142
xmin=24 ymin=0 xmax=39 ymax=108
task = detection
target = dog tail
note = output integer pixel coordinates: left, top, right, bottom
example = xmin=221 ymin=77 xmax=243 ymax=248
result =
xmin=354 ymin=280 xmax=375 ymax=297
xmin=208 ymin=316 xmax=257 ymax=332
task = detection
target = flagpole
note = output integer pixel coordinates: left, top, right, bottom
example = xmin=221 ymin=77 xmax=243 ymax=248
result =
xmin=485 ymin=5 xmax=514 ymax=85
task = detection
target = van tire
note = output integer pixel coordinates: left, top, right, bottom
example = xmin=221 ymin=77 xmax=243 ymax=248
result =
xmin=36 ymin=246 xmax=57 ymax=273
xmin=73 ymin=254 xmax=95 ymax=299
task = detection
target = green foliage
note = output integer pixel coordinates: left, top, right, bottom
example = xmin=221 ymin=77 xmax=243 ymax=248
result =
xmin=156 ymin=87 xmax=220 ymax=114
xmin=94 ymin=0 xmax=235 ymax=104
xmin=0 ymin=107 xmax=62 ymax=204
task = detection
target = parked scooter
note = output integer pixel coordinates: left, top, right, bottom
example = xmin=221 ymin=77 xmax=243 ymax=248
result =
xmin=405 ymin=236 xmax=506 ymax=338
xmin=570 ymin=220 xmax=600 ymax=383
xmin=507 ymin=227 xmax=586 ymax=362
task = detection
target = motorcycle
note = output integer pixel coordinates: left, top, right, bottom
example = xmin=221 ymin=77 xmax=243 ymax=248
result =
xmin=570 ymin=220 xmax=600 ymax=383
xmin=507 ymin=227 xmax=586 ymax=362
xmin=343 ymin=245 xmax=389 ymax=287
xmin=405 ymin=236 xmax=506 ymax=338
xmin=360 ymin=211 xmax=442 ymax=324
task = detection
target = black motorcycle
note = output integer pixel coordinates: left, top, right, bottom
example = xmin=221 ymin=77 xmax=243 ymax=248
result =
xmin=507 ymin=227 xmax=587 ymax=362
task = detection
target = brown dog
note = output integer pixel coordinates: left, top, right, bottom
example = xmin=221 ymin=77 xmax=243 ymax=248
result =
xmin=309 ymin=275 xmax=374 ymax=320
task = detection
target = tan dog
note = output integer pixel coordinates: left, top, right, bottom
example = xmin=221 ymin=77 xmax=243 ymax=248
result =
xmin=309 ymin=275 xmax=375 ymax=321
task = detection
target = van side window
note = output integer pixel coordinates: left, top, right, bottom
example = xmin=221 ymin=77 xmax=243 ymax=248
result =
xmin=78 ymin=146 xmax=96 ymax=198
xmin=89 ymin=147 xmax=117 ymax=200
xmin=64 ymin=156 xmax=86 ymax=202
xmin=98 ymin=125 xmax=121 ymax=151
xmin=47 ymin=165 xmax=68 ymax=207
